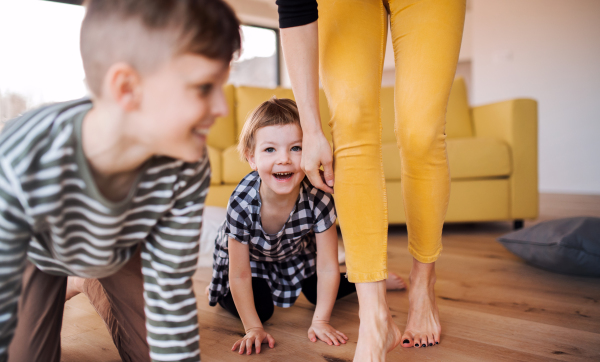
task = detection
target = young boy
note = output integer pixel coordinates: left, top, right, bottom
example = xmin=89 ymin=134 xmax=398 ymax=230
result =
xmin=0 ymin=1 xmax=240 ymax=362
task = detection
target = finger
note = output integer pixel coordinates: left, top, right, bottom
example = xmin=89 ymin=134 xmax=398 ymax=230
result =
xmin=318 ymin=332 xmax=333 ymax=346
xmin=336 ymin=330 xmax=349 ymax=341
xmin=308 ymin=330 xmax=317 ymax=343
xmin=326 ymin=332 xmax=340 ymax=346
xmin=255 ymin=337 xmax=261 ymax=354
xmin=246 ymin=338 xmax=253 ymax=355
xmin=232 ymin=339 xmax=240 ymax=351
xmin=306 ymin=169 xmax=334 ymax=194
xmin=238 ymin=339 xmax=246 ymax=354
xmin=322 ymin=161 xmax=335 ymax=188
xmin=332 ymin=331 xmax=346 ymax=344
xmin=267 ymin=333 xmax=275 ymax=348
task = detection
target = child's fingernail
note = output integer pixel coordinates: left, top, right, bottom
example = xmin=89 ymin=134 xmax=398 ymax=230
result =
xmin=403 ymin=339 xmax=410 ymax=344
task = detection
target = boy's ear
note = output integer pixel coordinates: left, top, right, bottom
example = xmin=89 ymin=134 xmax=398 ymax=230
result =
xmin=104 ymin=62 xmax=142 ymax=112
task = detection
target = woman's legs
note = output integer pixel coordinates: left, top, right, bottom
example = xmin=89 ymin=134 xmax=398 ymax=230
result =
xmin=388 ymin=0 xmax=465 ymax=348
xmin=318 ymin=0 xmax=401 ymax=360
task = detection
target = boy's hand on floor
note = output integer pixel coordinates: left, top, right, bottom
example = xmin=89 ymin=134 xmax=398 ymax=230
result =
xmin=232 ymin=327 xmax=275 ymax=355
xmin=308 ymin=321 xmax=349 ymax=346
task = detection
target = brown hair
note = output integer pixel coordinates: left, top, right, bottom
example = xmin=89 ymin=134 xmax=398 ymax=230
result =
xmin=81 ymin=0 xmax=241 ymax=97
xmin=237 ymin=97 xmax=301 ymax=162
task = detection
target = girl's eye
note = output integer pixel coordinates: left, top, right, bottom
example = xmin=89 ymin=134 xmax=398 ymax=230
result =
xmin=197 ymin=83 xmax=213 ymax=96
xmin=265 ymin=147 xmax=275 ymax=153
xmin=291 ymin=146 xmax=302 ymax=152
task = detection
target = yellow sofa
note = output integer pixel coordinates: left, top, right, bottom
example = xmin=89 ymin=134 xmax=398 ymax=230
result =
xmin=205 ymin=78 xmax=538 ymax=227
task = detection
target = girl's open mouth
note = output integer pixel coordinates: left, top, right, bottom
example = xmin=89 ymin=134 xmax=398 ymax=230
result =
xmin=273 ymin=172 xmax=293 ymax=181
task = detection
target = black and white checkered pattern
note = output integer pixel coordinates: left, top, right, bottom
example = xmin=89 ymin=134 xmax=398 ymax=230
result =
xmin=208 ymin=171 xmax=336 ymax=308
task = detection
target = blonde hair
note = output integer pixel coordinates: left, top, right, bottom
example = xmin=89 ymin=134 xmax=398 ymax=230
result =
xmin=237 ymin=97 xmax=300 ymax=162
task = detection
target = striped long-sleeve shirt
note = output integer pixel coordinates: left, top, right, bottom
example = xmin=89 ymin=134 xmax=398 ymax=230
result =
xmin=0 ymin=99 xmax=208 ymax=362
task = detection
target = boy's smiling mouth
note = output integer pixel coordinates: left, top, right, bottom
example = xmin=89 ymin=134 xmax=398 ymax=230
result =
xmin=273 ymin=172 xmax=293 ymax=181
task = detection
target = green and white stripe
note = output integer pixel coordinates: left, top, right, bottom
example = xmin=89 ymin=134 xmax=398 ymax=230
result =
xmin=0 ymin=99 xmax=208 ymax=362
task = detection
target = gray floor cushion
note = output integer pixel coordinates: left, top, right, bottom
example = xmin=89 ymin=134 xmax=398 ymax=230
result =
xmin=498 ymin=217 xmax=600 ymax=276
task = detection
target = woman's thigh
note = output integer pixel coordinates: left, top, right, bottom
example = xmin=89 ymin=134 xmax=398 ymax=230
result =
xmin=318 ymin=0 xmax=390 ymax=283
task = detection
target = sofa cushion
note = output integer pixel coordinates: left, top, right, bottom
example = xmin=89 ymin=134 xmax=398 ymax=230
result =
xmin=207 ymin=84 xmax=236 ymax=150
xmin=222 ymin=145 xmax=253 ymax=184
xmin=447 ymin=137 xmax=511 ymax=179
xmin=382 ymin=137 xmax=511 ymax=181
xmin=498 ymin=217 xmax=600 ymax=276
xmin=445 ymin=77 xmax=474 ymax=138
xmin=235 ymin=87 xmax=295 ymax=139
xmin=207 ymin=146 xmax=222 ymax=185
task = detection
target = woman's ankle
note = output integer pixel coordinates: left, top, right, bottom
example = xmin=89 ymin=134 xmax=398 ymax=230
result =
xmin=409 ymin=258 xmax=436 ymax=287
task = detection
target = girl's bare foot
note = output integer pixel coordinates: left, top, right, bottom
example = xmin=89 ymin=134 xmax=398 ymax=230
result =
xmin=401 ymin=259 xmax=441 ymax=348
xmin=385 ymin=272 xmax=406 ymax=291
xmin=354 ymin=280 xmax=402 ymax=362
xmin=65 ymin=276 xmax=85 ymax=301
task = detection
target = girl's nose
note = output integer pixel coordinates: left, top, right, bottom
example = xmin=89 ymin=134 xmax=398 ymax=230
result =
xmin=277 ymin=151 xmax=292 ymax=164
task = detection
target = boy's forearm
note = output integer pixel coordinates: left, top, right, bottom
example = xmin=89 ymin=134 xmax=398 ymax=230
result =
xmin=312 ymin=270 xmax=340 ymax=323
xmin=229 ymin=277 xmax=263 ymax=331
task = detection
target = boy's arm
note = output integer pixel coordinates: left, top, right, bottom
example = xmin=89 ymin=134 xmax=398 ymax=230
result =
xmin=228 ymin=237 xmax=275 ymax=355
xmin=141 ymin=160 xmax=209 ymax=362
xmin=0 ymin=170 xmax=31 ymax=361
xmin=309 ymin=225 xmax=348 ymax=346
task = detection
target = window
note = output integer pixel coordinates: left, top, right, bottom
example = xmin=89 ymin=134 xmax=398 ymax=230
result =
xmin=229 ymin=25 xmax=280 ymax=88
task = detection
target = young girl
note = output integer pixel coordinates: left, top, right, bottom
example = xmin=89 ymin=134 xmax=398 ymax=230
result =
xmin=207 ymin=97 xmax=405 ymax=355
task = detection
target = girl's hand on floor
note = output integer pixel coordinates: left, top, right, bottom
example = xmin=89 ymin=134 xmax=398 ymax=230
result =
xmin=232 ymin=327 xmax=275 ymax=355
xmin=308 ymin=321 xmax=349 ymax=346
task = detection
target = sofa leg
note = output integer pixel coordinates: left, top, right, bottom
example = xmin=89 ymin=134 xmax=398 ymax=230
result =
xmin=513 ymin=220 xmax=524 ymax=230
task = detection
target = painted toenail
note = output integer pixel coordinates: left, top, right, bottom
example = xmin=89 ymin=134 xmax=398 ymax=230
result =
xmin=422 ymin=344 xmax=426 ymax=347
xmin=436 ymin=342 xmax=439 ymax=344
xmin=403 ymin=339 xmax=409 ymax=344
xmin=429 ymin=343 xmax=433 ymax=346
xmin=415 ymin=344 xmax=419 ymax=347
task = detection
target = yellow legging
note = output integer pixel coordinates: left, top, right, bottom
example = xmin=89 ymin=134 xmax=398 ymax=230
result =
xmin=318 ymin=0 xmax=465 ymax=282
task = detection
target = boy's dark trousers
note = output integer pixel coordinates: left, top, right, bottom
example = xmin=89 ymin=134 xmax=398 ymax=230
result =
xmin=8 ymin=249 xmax=150 ymax=362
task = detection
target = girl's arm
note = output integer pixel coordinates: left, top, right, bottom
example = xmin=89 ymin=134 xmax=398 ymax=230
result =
xmin=228 ymin=237 xmax=275 ymax=355
xmin=280 ymin=22 xmax=334 ymax=194
xmin=309 ymin=226 xmax=349 ymax=346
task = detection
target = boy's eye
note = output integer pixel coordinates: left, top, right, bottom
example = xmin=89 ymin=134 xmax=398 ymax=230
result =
xmin=291 ymin=146 xmax=302 ymax=152
xmin=196 ymin=83 xmax=213 ymax=96
xmin=265 ymin=147 xmax=275 ymax=153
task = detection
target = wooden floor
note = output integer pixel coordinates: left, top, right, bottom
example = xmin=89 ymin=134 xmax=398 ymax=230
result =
xmin=61 ymin=193 xmax=600 ymax=361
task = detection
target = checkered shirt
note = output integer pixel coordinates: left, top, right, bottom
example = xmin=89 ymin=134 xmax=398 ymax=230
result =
xmin=208 ymin=171 xmax=336 ymax=308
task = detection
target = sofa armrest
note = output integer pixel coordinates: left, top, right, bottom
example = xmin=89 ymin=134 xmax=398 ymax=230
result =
xmin=471 ymin=99 xmax=538 ymax=220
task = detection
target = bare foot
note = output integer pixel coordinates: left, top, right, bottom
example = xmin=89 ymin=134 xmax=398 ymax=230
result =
xmin=65 ymin=276 xmax=85 ymax=302
xmin=354 ymin=281 xmax=402 ymax=362
xmin=401 ymin=259 xmax=441 ymax=349
xmin=385 ymin=272 xmax=406 ymax=291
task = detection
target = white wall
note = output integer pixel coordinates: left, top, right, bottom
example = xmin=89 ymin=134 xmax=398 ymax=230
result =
xmin=472 ymin=0 xmax=600 ymax=194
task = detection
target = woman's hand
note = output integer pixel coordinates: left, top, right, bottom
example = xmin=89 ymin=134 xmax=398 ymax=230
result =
xmin=308 ymin=320 xmax=348 ymax=346
xmin=232 ymin=327 xmax=275 ymax=355
xmin=301 ymin=131 xmax=335 ymax=194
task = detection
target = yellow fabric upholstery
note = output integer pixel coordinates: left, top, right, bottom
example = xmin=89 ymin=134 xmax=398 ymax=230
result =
xmin=447 ymin=137 xmax=511 ymax=179
xmin=207 ymin=146 xmax=221 ymax=186
xmin=235 ymin=87 xmax=295 ymax=139
xmin=445 ymin=77 xmax=474 ymax=138
xmin=472 ymin=99 xmax=538 ymax=220
xmin=221 ymin=145 xmax=252 ymax=184
xmin=207 ymin=84 xmax=236 ymax=150
xmin=206 ymin=80 xmax=538 ymax=224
